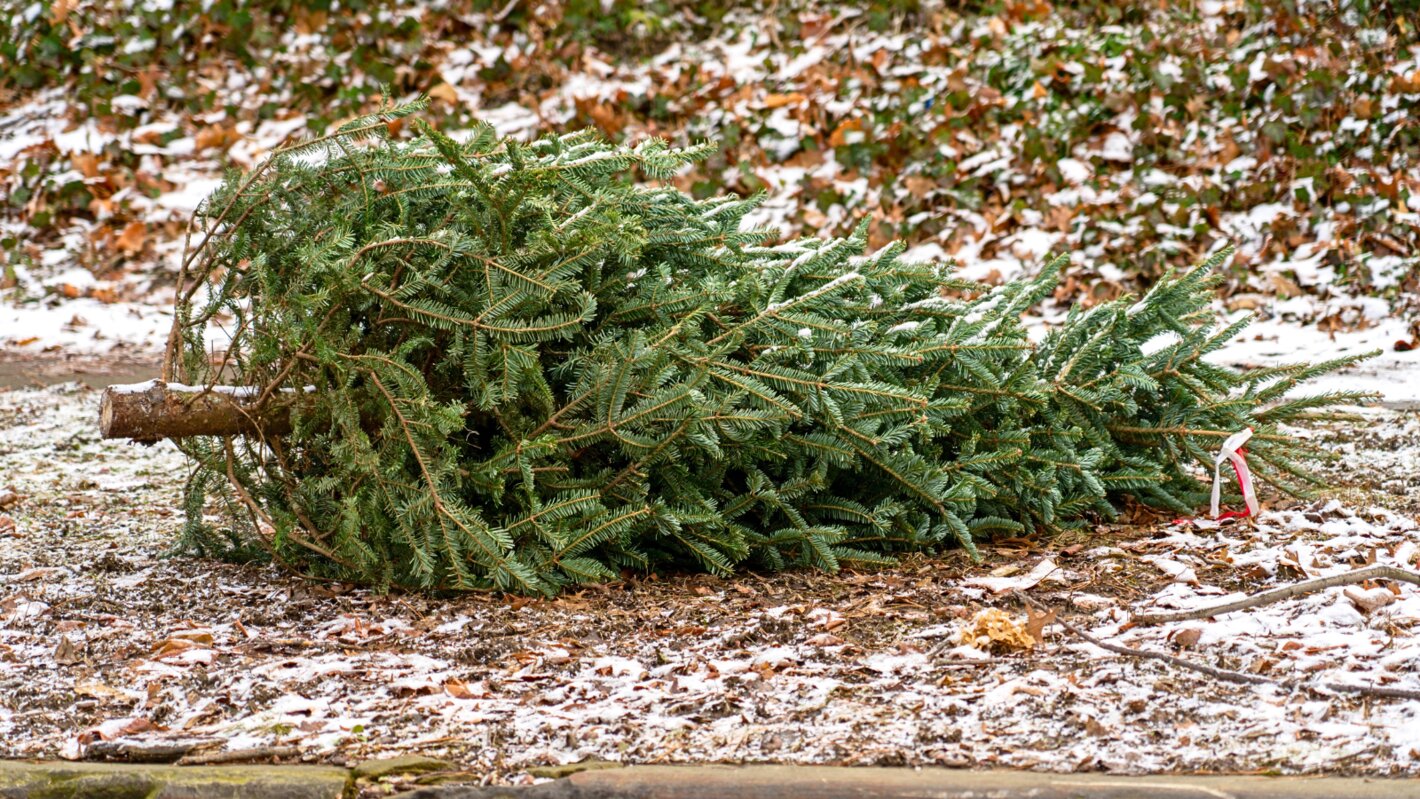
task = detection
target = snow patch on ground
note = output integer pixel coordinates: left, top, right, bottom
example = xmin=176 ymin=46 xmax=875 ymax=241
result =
xmin=1 ymin=386 xmax=1417 ymax=778
xmin=1213 ymin=312 xmax=1420 ymax=407
xmin=0 ymin=298 xmax=173 ymax=354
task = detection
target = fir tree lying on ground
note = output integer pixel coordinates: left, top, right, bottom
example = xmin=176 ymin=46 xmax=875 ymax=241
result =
xmin=166 ymin=99 xmax=1372 ymax=594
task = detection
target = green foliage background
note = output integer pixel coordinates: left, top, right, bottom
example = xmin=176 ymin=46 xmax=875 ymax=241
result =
xmin=4 ymin=0 xmax=1415 ymax=307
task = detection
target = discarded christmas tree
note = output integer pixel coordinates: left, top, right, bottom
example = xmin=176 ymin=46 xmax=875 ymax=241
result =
xmin=139 ymin=99 xmax=1371 ymax=594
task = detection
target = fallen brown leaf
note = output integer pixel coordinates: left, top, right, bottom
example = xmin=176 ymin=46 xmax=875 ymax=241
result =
xmin=1170 ymin=628 xmax=1204 ymax=649
xmin=762 ymin=92 xmax=806 ymax=109
xmin=426 ymin=82 xmax=460 ymax=104
xmin=1344 ymin=586 xmax=1396 ymax=614
xmin=90 ymin=286 xmax=121 ymax=304
xmin=55 ymin=635 xmax=83 ymax=665
xmin=114 ymin=221 xmax=146 ymax=254
xmin=444 ymin=678 xmax=484 ymax=699
xmin=151 ymin=637 xmax=206 ymax=659
xmin=75 ymin=680 xmax=128 ymax=702
xmin=195 ymin=125 xmax=234 ymax=152
xmin=960 ymin=607 xmax=1035 ymax=653
xmin=1024 ymin=605 xmax=1056 ymax=644
xmin=71 ymin=152 xmax=102 ymax=179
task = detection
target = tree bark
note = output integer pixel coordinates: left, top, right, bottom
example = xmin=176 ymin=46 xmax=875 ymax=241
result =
xmin=100 ymin=380 xmax=293 ymax=441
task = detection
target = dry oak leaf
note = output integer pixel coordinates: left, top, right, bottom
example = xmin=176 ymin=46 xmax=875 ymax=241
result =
xmin=903 ymin=175 xmax=939 ymax=198
xmin=762 ymin=92 xmax=807 ymax=109
xmin=808 ymin=607 xmax=847 ymax=630
xmin=1344 ymin=586 xmax=1396 ymax=614
xmin=827 ymin=118 xmax=864 ymax=148
xmin=1169 ymin=627 xmax=1204 ymax=649
xmin=575 ymin=96 xmax=626 ymax=136
xmin=90 ymin=286 xmax=121 ymax=304
xmin=444 ymin=678 xmax=485 ymax=699
xmin=1391 ymin=70 xmax=1420 ymax=93
xmin=427 ymin=82 xmax=461 ymax=104
xmin=964 ymin=557 xmax=1060 ymax=594
xmin=75 ymin=680 xmax=130 ymax=702
xmin=960 ymin=607 xmax=1035 ymax=653
xmin=115 ymin=221 xmax=146 ymax=254
xmin=15 ymin=566 xmax=66 ymax=582
xmin=150 ymin=635 xmax=211 ymax=660
xmin=55 ymin=635 xmax=83 ymax=665
xmin=79 ymin=717 xmax=162 ymax=745
xmin=195 ymin=125 xmax=238 ymax=152
xmin=71 ymin=152 xmax=103 ymax=179
xmin=1024 ymin=605 xmax=1056 ymax=644
xmin=51 ymin=0 xmax=75 ymax=24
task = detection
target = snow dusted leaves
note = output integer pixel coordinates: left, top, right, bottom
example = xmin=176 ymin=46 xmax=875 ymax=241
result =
xmin=1108 ymin=505 xmax=1420 ymax=702
xmin=962 ymin=557 xmax=1066 ymax=594
xmin=955 ymin=608 xmax=1037 ymax=653
xmin=3 ymin=385 xmax=1420 ymax=775
xmin=1143 ymin=556 xmax=1200 ymax=586
xmin=6 ymin=2 xmax=1420 ymax=361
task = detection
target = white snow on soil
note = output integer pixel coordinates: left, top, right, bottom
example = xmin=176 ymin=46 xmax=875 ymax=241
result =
xmin=0 ymin=386 xmax=1417 ymax=778
xmin=1214 ymin=313 xmax=1420 ymax=407
xmin=0 ymin=298 xmax=174 ymax=354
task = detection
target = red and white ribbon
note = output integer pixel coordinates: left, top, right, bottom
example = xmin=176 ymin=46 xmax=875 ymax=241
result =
xmin=1209 ymin=427 xmax=1258 ymax=520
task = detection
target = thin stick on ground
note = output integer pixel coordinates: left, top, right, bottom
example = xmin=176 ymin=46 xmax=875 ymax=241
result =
xmin=1321 ymin=683 xmax=1420 ymax=701
xmin=1131 ymin=564 xmax=1420 ymax=625
xmin=1015 ymin=591 xmax=1420 ymax=701
xmin=1014 ymin=591 xmax=1273 ymax=687
xmin=177 ymin=745 xmax=302 ymax=766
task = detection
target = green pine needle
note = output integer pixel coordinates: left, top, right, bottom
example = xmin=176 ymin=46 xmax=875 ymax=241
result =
xmin=168 ymin=101 xmax=1375 ymax=594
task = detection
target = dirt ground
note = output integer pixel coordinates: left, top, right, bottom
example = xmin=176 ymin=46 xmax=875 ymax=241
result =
xmin=1 ymin=382 xmax=1417 ymax=791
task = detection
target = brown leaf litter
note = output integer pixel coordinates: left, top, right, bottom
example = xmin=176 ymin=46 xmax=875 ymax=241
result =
xmin=1 ymin=383 xmax=1418 ymax=788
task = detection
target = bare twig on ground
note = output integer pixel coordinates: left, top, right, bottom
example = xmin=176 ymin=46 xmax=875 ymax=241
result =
xmin=1131 ymin=564 xmax=1420 ymax=625
xmin=1015 ymin=591 xmax=1420 ymax=702
xmin=1320 ymin=682 xmax=1420 ymax=701
xmin=177 ymin=745 xmax=302 ymax=765
xmin=1014 ymin=591 xmax=1274 ymax=686
xmin=84 ymin=739 xmax=219 ymax=763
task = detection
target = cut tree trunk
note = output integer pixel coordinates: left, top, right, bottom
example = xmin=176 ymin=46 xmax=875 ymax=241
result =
xmin=100 ymin=380 xmax=293 ymax=441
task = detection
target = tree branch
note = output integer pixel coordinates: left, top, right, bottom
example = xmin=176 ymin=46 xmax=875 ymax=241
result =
xmin=1015 ymin=591 xmax=1273 ymax=686
xmin=1132 ymin=564 xmax=1420 ymax=625
xmin=1016 ymin=591 xmax=1420 ymax=702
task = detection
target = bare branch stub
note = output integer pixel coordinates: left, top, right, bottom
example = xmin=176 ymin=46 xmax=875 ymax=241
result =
xmin=99 ymin=380 xmax=293 ymax=442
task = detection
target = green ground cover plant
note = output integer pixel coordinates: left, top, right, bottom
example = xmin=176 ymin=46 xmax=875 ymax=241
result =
xmin=4 ymin=1 xmax=1415 ymax=309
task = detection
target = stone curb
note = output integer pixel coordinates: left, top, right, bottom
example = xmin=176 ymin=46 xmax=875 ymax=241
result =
xmin=0 ymin=760 xmax=351 ymax=799
xmin=393 ymin=764 xmax=1419 ymax=799
xmin=4 ymin=761 xmax=1416 ymax=799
